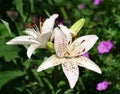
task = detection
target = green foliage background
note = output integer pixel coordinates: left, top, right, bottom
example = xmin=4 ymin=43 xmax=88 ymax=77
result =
xmin=0 ymin=0 xmax=120 ymax=94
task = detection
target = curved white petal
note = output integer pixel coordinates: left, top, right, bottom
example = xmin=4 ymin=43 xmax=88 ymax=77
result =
xmin=54 ymin=27 xmax=71 ymax=57
xmin=42 ymin=14 xmax=58 ymax=33
xmin=62 ymin=59 xmax=79 ymax=88
xmin=70 ymin=35 xmax=98 ymax=56
xmin=23 ymin=28 xmax=38 ymax=38
xmin=58 ymin=24 xmax=72 ymax=41
xmin=76 ymin=56 xmax=102 ymax=74
xmin=6 ymin=36 xmax=40 ymax=45
xmin=38 ymin=31 xmax=53 ymax=48
xmin=37 ymin=55 xmax=62 ymax=72
xmin=27 ymin=44 xmax=40 ymax=58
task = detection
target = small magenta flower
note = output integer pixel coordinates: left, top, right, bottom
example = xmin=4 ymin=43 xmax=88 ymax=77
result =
xmin=82 ymin=53 xmax=89 ymax=58
xmin=96 ymin=81 xmax=109 ymax=91
xmin=97 ymin=40 xmax=113 ymax=54
xmin=77 ymin=4 xmax=85 ymax=10
xmin=93 ymin=0 xmax=101 ymax=5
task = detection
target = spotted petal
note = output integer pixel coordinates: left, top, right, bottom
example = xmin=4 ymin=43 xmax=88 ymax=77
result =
xmin=54 ymin=27 xmax=71 ymax=57
xmin=27 ymin=44 xmax=40 ymax=58
xmin=42 ymin=14 xmax=58 ymax=33
xmin=70 ymin=35 xmax=98 ymax=56
xmin=58 ymin=24 xmax=72 ymax=41
xmin=37 ymin=55 xmax=62 ymax=72
xmin=6 ymin=36 xmax=40 ymax=45
xmin=62 ymin=59 xmax=79 ymax=89
xmin=76 ymin=56 xmax=102 ymax=74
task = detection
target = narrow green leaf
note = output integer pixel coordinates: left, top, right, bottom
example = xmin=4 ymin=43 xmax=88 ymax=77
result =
xmin=13 ymin=0 xmax=26 ymax=22
xmin=0 ymin=19 xmax=12 ymax=37
xmin=63 ymin=89 xmax=74 ymax=94
xmin=29 ymin=0 xmax=34 ymax=13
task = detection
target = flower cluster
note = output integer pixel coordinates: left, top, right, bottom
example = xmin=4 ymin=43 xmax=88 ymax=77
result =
xmin=6 ymin=14 xmax=102 ymax=88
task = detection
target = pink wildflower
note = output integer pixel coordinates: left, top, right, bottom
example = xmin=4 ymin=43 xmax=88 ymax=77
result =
xmin=96 ymin=81 xmax=109 ymax=91
xmin=82 ymin=53 xmax=89 ymax=58
xmin=93 ymin=0 xmax=101 ymax=5
xmin=97 ymin=40 xmax=113 ymax=54
xmin=77 ymin=4 xmax=85 ymax=10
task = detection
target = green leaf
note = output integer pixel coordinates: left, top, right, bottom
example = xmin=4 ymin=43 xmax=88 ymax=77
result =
xmin=13 ymin=0 xmax=26 ymax=22
xmin=0 ymin=70 xmax=25 ymax=89
xmin=29 ymin=0 xmax=34 ymax=13
xmin=63 ymin=89 xmax=74 ymax=94
xmin=114 ymin=14 xmax=120 ymax=27
xmin=0 ymin=19 xmax=12 ymax=36
xmin=0 ymin=37 xmax=20 ymax=62
xmin=70 ymin=18 xmax=85 ymax=36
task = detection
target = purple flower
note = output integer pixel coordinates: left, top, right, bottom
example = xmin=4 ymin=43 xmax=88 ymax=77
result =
xmin=77 ymin=4 xmax=85 ymax=10
xmin=96 ymin=81 xmax=108 ymax=91
xmin=93 ymin=0 xmax=101 ymax=5
xmin=97 ymin=40 xmax=113 ymax=54
xmin=82 ymin=53 xmax=89 ymax=58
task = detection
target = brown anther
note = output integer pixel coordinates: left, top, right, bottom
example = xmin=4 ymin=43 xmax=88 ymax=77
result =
xmin=31 ymin=22 xmax=36 ymax=27
xmin=66 ymin=52 xmax=70 ymax=55
xmin=26 ymin=23 xmax=32 ymax=28
xmin=75 ymin=55 xmax=80 ymax=58
xmin=73 ymin=35 xmax=78 ymax=40
xmin=39 ymin=17 xmax=45 ymax=22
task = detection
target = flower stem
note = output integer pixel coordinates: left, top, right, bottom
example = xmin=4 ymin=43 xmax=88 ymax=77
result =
xmin=60 ymin=7 xmax=68 ymax=20
xmin=78 ymin=77 xmax=85 ymax=90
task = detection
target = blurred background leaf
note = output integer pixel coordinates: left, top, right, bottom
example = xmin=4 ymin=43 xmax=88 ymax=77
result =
xmin=0 ymin=70 xmax=25 ymax=89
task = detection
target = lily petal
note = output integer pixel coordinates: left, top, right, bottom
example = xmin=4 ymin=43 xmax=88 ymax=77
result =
xmin=37 ymin=55 xmax=62 ymax=72
xmin=76 ymin=56 xmax=102 ymax=74
xmin=6 ymin=36 xmax=40 ymax=45
xmin=27 ymin=44 xmax=40 ymax=58
xmin=39 ymin=31 xmax=53 ymax=48
xmin=23 ymin=28 xmax=38 ymax=38
xmin=62 ymin=59 xmax=79 ymax=88
xmin=42 ymin=14 xmax=58 ymax=33
xmin=70 ymin=35 xmax=98 ymax=56
xmin=58 ymin=24 xmax=72 ymax=41
xmin=54 ymin=27 xmax=71 ymax=57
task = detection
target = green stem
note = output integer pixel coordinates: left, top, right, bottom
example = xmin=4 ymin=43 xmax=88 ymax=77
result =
xmin=31 ymin=69 xmax=44 ymax=87
xmin=78 ymin=77 xmax=85 ymax=90
xmin=26 ymin=89 xmax=33 ymax=94
xmin=43 ymin=78 xmax=55 ymax=94
xmin=44 ymin=9 xmax=51 ymax=17
xmin=60 ymin=7 xmax=68 ymax=20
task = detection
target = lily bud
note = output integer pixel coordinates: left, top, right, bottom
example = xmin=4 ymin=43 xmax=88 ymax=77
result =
xmin=70 ymin=18 xmax=85 ymax=36
xmin=46 ymin=42 xmax=54 ymax=50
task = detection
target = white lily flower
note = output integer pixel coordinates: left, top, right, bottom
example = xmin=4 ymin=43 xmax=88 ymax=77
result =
xmin=6 ymin=14 xmax=58 ymax=58
xmin=37 ymin=24 xmax=102 ymax=89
